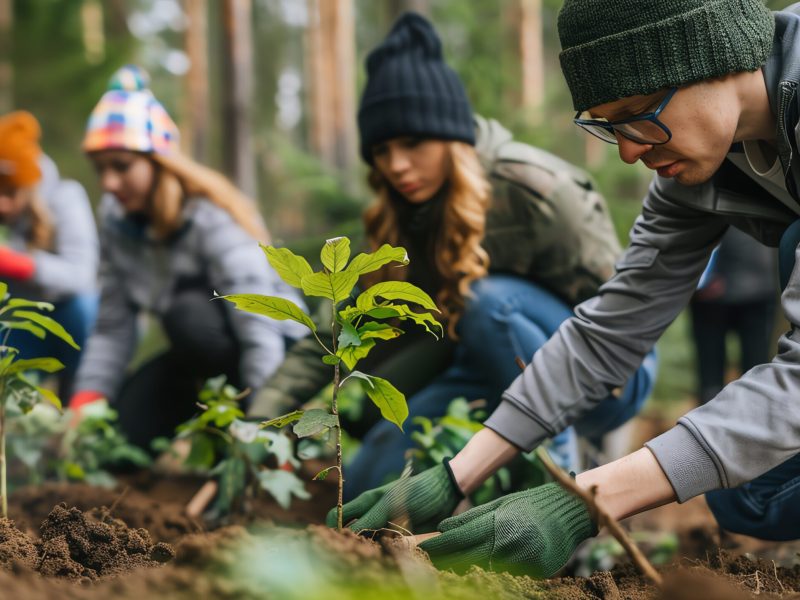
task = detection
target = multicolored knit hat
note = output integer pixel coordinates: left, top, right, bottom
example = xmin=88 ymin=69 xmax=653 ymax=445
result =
xmin=82 ymin=65 xmax=180 ymax=155
xmin=0 ymin=111 xmax=42 ymax=188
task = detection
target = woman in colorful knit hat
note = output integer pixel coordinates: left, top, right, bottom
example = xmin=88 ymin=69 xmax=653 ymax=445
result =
xmin=0 ymin=110 xmax=98 ymax=395
xmin=253 ymin=13 xmax=657 ymax=501
xmin=72 ymin=65 xmax=306 ymax=449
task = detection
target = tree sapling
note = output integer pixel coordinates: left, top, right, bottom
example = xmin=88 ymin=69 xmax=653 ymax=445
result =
xmin=0 ymin=282 xmax=80 ymax=517
xmin=218 ymin=237 xmax=442 ymax=529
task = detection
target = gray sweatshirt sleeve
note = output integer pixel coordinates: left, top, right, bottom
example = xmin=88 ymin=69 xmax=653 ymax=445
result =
xmin=484 ymin=175 xmax=726 ymax=453
xmin=197 ymin=203 xmax=307 ymax=391
xmin=31 ymin=180 xmax=99 ymax=297
xmin=73 ymin=218 xmax=137 ymax=399
xmin=646 ymin=240 xmax=800 ymax=501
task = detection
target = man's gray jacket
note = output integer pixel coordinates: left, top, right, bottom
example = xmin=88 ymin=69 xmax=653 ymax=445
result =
xmin=485 ymin=8 xmax=800 ymax=502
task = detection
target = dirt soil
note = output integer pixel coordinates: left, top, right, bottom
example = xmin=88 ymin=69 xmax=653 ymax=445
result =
xmin=0 ymin=463 xmax=799 ymax=598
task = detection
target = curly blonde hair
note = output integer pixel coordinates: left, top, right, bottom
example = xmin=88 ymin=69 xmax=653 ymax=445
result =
xmin=364 ymin=141 xmax=491 ymax=338
xmin=149 ymin=151 xmax=269 ymax=243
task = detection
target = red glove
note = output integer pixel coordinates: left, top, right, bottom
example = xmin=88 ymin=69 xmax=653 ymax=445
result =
xmin=0 ymin=246 xmax=35 ymax=280
xmin=69 ymin=390 xmax=105 ymax=412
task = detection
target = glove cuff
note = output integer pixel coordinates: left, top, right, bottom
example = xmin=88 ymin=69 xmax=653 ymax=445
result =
xmin=442 ymin=458 xmax=465 ymax=500
xmin=549 ymin=484 xmax=598 ymax=541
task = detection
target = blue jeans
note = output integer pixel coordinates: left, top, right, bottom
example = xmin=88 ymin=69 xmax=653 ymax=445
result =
xmin=7 ymin=294 xmax=98 ymax=379
xmin=706 ymin=219 xmax=800 ymax=540
xmin=344 ymin=275 xmax=657 ymax=500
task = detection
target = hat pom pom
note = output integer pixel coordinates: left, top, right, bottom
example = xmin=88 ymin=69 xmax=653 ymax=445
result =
xmin=107 ymin=65 xmax=151 ymax=93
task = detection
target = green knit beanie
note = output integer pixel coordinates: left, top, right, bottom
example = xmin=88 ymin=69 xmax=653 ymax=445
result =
xmin=558 ymin=0 xmax=775 ymax=112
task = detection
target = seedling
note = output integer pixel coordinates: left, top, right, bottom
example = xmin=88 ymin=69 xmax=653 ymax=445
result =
xmin=158 ymin=376 xmax=310 ymax=517
xmin=218 ymin=237 xmax=441 ymax=529
xmin=0 ymin=281 xmax=79 ymax=517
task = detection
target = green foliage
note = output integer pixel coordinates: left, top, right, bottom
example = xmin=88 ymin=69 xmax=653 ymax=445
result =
xmin=227 ymin=237 xmax=441 ymax=528
xmin=166 ymin=376 xmax=309 ymax=516
xmin=56 ymin=401 xmax=151 ymax=487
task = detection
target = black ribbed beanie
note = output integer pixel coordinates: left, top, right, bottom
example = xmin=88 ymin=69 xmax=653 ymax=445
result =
xmin=358 ymin=12 xmax=475 ymax=164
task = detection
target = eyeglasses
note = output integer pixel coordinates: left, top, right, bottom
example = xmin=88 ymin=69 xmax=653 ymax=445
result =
xmin=574 ymin=87 xmax=677 ymax=145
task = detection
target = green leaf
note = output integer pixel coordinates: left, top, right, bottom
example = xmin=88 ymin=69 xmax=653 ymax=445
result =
xmin=337 ymin=338 xmax=376 ymax=370
xmin=321 ymin=237 xmax=351 ymax=273
xmin=385 ymin=303 xmax=444 ymax=338
xmin=360 ymin=375 xmax=408 ymax=432
xmin=262 ymin=245 xmax=314 ymax=288
xmin=185 ymin=435 xmax=216 ymax=470
xmin=313 ymin=466 xmax=337 ymax=481
xmin=0 ymin=320 xmax=46 ymax=339
xmin=337 ymin=320 xmax=361 ymax=350
xmin=361 ymin=281 xmax=440 ymax=312
xmin=0 ymin=298 xmax=54 ymax=314
xmin=321 ymin=355 xmax=340 ymax=365
xmin=366 ymin=306 xmax=402 ymax=319
xmin=357 ymin=322 xmax=402 ymax=341
xmin=292 ymin=408 xmax=338 ymax=438
xmin=300 ymin=271 xmax=358 ymax=305
xmin=5 ymin=357 xmax=65 ymax=375
xmin=217 ymin=294 xmax=316 ymax=332
xmin=260 ymin=410 xmax=304 ymax=429
xmin=212 ymin=457 xmax=247 ymax=514
xmin=33 ymin=384 xmax=62 ymax=411
xmin=256 ymin=469 xmax=311 ymax=510
xmin=0 ymin=282 xmax=7 ymax=300
xmin=10 ymin=310 xmax=80 ymax=349
xmin=345 ymin=245 xmax=409 ymax=276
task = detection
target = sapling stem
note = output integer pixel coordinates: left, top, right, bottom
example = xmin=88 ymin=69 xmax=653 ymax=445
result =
xmin=0 ymin=401 xmax=5 ymax=519
xmin=331 ymin=316 xmax=343 ymax=531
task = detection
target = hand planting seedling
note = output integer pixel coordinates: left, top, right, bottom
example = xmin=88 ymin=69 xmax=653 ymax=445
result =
xmin=0 ymin=281 xmax=79 ymax=517
xmin=156 ymin=375 xmax=310 ymax=518
xmin=218 ymin=237 xmax=442 ymax=529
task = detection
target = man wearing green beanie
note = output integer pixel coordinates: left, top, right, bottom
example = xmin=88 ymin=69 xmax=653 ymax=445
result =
xmin=336 ymin=0 xmax=800 ymax=577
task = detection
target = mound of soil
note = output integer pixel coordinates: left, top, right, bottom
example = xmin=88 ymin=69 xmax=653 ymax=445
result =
xmin=0 ymin=504 xmax=174 ymax=583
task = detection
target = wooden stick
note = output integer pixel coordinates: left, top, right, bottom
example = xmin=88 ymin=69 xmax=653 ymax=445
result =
xmin=186 ymin=480 xmax=218 ymax=518
xmin=534 ymin=447 xmax=663 ymax=586
xmin=513 ymin=355 xmax=662 ymax=587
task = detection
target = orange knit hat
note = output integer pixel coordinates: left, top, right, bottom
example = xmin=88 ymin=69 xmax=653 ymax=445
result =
xmin=0 ymin=111 xmax=42 ymax=188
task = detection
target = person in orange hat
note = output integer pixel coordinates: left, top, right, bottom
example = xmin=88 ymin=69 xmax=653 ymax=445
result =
xmin=0 ymin=111 xmax=99 ymax=395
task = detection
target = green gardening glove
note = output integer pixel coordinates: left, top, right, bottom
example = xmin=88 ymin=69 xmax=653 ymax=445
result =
xmin=326 ymin=462 xmax=463 ymax=533
xmin=419 ymin=482 xmax=596 ymax=577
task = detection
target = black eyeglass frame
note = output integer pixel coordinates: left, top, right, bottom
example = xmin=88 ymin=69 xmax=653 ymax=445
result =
xmin=573 ymin=87 xmax=678 ymax=145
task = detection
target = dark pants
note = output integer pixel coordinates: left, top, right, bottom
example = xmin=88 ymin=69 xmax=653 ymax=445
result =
xmin=689 ymin=298 xmax=776 ymax=404
xmin=706 ymin=219 xmax=800 ymax=539
xmin=114 ymin=291 xmax=241 ymax=450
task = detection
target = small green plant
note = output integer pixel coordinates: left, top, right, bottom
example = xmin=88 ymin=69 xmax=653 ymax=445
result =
xmin=58 ymin=400 xmax=151 ymax=486
xmin=218 ymin=237 xmax=442 ymax=529
xmin=0 ymin=281 xmax=79 ymax=517
xmin=157 ymin=376 xmax=310 ymax=516
xmin=6 ymin=400 xmax=149 ymax=489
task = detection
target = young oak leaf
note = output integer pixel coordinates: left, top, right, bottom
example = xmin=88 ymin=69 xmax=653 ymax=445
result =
xmin=321 ymin=237 xmax=351 ymax=273
xmin=261 ymin=245 xmax=313 ymax=288
xmin=216 ymin=293 xmax=316 ymax=332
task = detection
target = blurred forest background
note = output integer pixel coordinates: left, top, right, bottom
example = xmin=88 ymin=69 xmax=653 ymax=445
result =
xmin=1 ymin=0 xmax=794 ymax=411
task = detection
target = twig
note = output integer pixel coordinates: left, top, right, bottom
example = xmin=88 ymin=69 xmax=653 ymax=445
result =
xmin=534 ymin=446 xmax=663 ymax=587
xmin=513 ymin=355 xmax=662 ymax=587
xmin=772 ymin=560 xmax=785 ymax=593
xmin=107 ymin=486 xmax=129 ymax=517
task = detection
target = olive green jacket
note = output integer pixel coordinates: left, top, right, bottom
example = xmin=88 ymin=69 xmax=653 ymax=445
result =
xmin=248 ymin=116 xmax=621 ymax=417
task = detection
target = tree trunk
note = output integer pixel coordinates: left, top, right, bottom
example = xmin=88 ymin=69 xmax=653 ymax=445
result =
xmin=81 ymin=0 xmax=105 ymax=65
xmin=304 ymin=0 xmax=357 ymax=176
xmin=184 ymin=0 xmax=210 ymax=162
xmin=0 ymin=0 xmax=12 ymax=114
xmin=518 ymin=0 xmax=544 ymax=125
xmin=387 ymin=0 xmax=431 ymax=19
xmin=222 ymin=0 xmax=257 ymax=198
